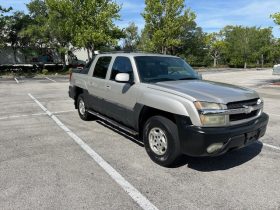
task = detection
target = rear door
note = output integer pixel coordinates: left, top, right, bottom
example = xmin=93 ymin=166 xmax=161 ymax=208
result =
xmin=87 ymin=56 xmax=112 ymax=113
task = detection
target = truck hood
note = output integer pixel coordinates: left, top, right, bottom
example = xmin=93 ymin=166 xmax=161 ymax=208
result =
xmin=148 ymin=80 xmax=259 ymax=104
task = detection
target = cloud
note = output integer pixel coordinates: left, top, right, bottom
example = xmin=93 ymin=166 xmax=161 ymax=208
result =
xmin=3 ymin=0 xmax=280 ymax=37
xmin=115 ymin=18 xmax=145 ymax=30
xmin=231 ymin=0 xmax=279 ymax=18
xmin=190 ymin=0 xmax=280 ymax=37
xmin=115 ymin=0 xmax=145 ymax=18
xmin=116 ymin=0 xmax=145 ymax=31
xmin=118 ymin=1 xmax=145 ymax=12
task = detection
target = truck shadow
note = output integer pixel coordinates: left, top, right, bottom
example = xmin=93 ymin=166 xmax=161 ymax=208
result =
xmin=172 ymin=142 xmax=263 ymax=171
xmin=95 ymin=119 xmax=263 ymax=171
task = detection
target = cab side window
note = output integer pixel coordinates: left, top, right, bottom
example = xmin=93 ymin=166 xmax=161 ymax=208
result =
xmin=110 ymin=56 xmax=133 ymax=80
xmin=93 ymin=56 xmax=112 ymax=79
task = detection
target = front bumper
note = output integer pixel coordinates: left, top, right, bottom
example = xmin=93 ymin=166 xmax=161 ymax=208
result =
xmin=177 ymin=113 xmax=269 ymax=156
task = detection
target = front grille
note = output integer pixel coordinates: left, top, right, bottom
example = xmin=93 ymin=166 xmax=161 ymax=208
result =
xmin=227 ymin=98 xmax=259 ymax=109
xmin=230 ymin=110 xmax=258 ymax=121
xmin=227 ymin=98 xmax=260 ymax=122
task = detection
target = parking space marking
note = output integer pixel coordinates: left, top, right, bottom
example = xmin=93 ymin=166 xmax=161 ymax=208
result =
xmin=262 ymin=143 xmax=280 ymax=151
xmin=270 ymin=113 xmax=280 ymax=117
xmin=0 ymin=110 xmax=75 ymax=120
xmin=45 ymin=77 xmax=56 ymax=82
xmin=0 ymin=112 xmax=46 ymax=120
xmin=14 ymin=78 xmax=19 ymax=84
xmin=53 ymin=110 xmax=76 ymax=114
xmin=28 ymin=93 xmax=158 ymax=210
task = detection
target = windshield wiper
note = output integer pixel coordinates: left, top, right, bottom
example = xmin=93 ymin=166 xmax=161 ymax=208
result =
xmin=178 ymin=77 xmax=197 ymax=80
xmin=146 ymin=78 xmax=175 ymax=82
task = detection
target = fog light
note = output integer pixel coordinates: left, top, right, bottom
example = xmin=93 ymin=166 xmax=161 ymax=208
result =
xmin=207 ymin=143 xmax=224 ymax=154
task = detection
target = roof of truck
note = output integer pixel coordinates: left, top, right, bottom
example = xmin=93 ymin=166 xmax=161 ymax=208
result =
xmin=95 ymin=52 xmax=178 ymax=58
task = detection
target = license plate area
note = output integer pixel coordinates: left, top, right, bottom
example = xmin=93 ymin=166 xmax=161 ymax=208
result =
xmin=245 ymin=130 xmax=260 ymax=144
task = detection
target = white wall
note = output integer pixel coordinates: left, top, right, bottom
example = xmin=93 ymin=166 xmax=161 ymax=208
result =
xmin=72 ymin=48 xmax=91 ymax=62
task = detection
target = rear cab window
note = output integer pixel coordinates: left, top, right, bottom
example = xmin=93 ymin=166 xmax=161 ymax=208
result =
xmin=80 ymin=57 xmax=95 ymax=74
xmin=93 ymin=56 xmax=112 ymax=79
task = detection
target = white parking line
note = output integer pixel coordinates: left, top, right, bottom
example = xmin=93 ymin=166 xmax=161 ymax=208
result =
xmin=45 ymin=77 xmax=56 ymax=82
xmin=28 ymin=93 xmax=158 ymax=210
xmin=14 ymin=78 xmax=19 ymax=84
xmin=53 ymin=110 xmax=76 ymax=115
xmin=270 ymin=113 xmax=280 ymax=117
xmin=0 ymin=110 xmax=75 ymax=120
xmin=262 ymin=143 xmax=280 ymax=151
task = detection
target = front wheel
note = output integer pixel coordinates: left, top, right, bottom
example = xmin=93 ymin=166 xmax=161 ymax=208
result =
xmin=77 ymin=94 xmax=92 ymax=121
xmin=143 ymin=116 xmax=180 ymax=167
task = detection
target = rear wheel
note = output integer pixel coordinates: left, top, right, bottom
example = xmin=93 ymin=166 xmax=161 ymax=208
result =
xmin=77 ymin=94 xmax=92 ymax=121
xmin=143 ymin=116 xmax=180 ymax=167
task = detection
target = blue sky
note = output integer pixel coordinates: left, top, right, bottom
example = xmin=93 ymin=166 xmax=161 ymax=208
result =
xmin=1 ymin=0 xmax=280 ymax=37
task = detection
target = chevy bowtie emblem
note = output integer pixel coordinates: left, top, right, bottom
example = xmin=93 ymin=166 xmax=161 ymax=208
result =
xmin=243 ymin=105 xmax=253 ymax=114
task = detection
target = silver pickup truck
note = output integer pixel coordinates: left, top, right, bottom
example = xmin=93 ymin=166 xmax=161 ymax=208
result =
xmin=69 ymin=53 xmax=269 ymax=166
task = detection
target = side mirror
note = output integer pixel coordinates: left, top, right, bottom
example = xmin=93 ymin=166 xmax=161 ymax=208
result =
xmin=115 ymin=73 xmax=130 ymax=83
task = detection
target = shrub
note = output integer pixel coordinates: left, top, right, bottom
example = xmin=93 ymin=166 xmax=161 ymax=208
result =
xmin=42 ymin=69 xmax=48 ymax=75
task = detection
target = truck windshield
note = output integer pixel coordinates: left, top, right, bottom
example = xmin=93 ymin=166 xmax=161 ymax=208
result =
xmin=134 ymin=56 xmax=199 ymax=83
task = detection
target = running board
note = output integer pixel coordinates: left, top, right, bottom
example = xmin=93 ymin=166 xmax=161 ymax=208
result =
xmin=87 ymin=110 xmax=138 ymax=136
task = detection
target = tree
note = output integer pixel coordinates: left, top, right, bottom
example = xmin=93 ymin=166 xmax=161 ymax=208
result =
xmin=206 ymin=32 xmax=226 ymax=67
xmin=222 ymin=26 xmax=275 ymax=68
xmin=271 ymin=13 xmax=280 ymax=64
xmin=45 ymin=0 xmax=73 ymax=66
xmin=20 ymin=0 xmax=51 ymax=48
xmin=46 ymin=0 xmax=124 ymax=60
xmin=178 ymin=27 xmax=208 ymax=66
xmin=6 ymin=11 xmax=32 ymax=63
xmin=142 ymin=0 xmax=196 ymax=54
xmin=226 ymin=26 xmax=252 ymax=68
xmin=123 ymin=22 xmax=139 ymax=51
xmin=252 ymin=28 xmax=274 ymax=67
xmin=271 ymin=13 xmax=280 ymax=25
xmin=0 ymin=6 xmax=12 ymax=48
xmin=270 ymin=39 xmax=280 ymax=64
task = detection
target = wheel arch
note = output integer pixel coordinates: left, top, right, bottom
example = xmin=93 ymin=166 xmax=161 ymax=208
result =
xmin=73 ymin=86 xmax=84 ymax=109
xmin=138 ymin=106 xmax=178 ymax=138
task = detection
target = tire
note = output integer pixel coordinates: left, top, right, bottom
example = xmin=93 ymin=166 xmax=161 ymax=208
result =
xmin=77 ymin=94 xmax=92 ymax=121
xmin=143 ymin=116 xmax=180 ymax=167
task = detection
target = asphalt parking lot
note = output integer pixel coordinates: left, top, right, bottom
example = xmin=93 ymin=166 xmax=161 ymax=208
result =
xmin=0 ymin=70 xmax=280 ymax=210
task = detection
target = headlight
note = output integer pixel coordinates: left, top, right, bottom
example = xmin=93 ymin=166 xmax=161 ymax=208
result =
xmin=194 ymin=101 xmax=226 ymax=126
xmin=194 ymin=101 xmax=223 ymax=110
xmin=200 ymin=115 xmax=226 ymax=126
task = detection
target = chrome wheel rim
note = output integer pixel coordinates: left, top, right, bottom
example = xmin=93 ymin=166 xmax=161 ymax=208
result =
xmin=148 ymin=127 xmax=168 ymax=155
xmin=79 ymin=100 xmax=86 ymax=116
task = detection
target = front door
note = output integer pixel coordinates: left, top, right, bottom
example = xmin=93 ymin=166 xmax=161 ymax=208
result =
xmin=104 ymin=56 xmax=138 ymax=127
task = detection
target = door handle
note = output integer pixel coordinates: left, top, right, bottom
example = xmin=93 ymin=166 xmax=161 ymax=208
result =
xmin=106 ymin=85 xmax=111 ymax=90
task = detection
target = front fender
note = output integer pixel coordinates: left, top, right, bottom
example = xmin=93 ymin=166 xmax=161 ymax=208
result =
xmin=138 ymin=91 xmax=190 ymax=116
